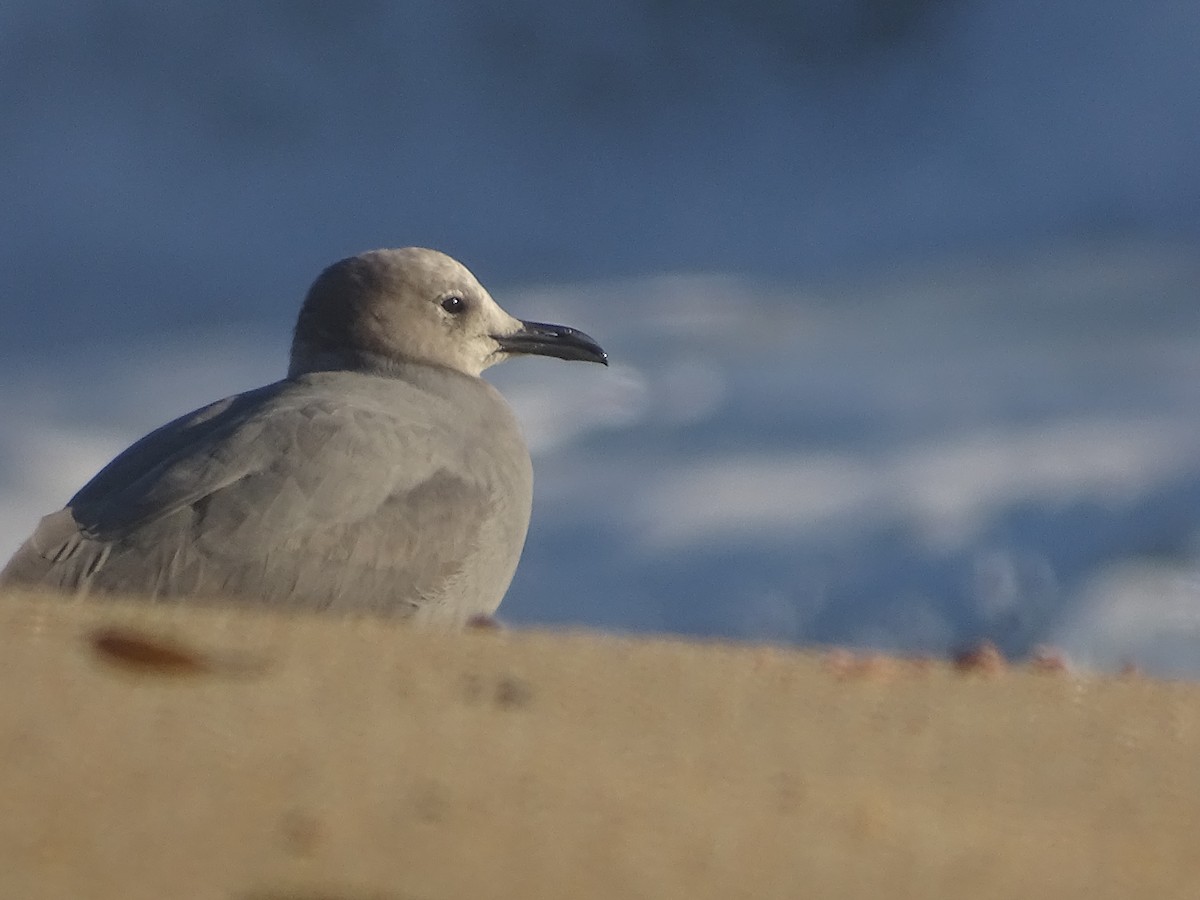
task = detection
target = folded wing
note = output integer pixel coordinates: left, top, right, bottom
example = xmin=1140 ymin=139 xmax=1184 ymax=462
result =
xmin=0 ymin=380 xmax=493 ymax=616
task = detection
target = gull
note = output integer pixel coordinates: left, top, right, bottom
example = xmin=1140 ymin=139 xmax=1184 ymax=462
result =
xmin=0 ymin=248 xmax=607 ymax=624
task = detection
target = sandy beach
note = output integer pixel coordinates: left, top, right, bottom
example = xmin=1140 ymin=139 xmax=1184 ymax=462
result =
xmin=2 ymin=589 xmax=1197 ymax=899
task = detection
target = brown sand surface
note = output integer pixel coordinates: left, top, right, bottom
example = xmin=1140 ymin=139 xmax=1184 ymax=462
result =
xmin=1 ymin=589 xmax=1198 ymax=900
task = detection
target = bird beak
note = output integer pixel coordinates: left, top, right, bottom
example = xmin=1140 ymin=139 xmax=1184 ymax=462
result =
xmin=494 ymin=320 xmax=608 ymax=365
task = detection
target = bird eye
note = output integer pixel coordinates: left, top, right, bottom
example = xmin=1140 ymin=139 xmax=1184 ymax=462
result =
xmin=441 ymin=295 xmax=466 ymax=314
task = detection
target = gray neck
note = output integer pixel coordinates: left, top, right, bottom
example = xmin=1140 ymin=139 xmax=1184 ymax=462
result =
xmin=288 ymin=344 xmax=415 ymax=379
xmin=288 ymin=345 xmax=481 ymax=392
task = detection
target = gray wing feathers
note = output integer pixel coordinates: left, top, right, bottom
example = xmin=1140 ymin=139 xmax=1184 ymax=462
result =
xmin=0 ymin=378 xmax=505 ymax=617
xmin=0 ymin=390 xmax=269 ymax=593
xmin=1 ymin=509 xmax=110 ymax=588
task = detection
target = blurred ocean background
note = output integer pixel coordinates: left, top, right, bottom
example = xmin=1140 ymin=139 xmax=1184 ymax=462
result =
xmin=1 ymin=1 xmax=1198 ymax=673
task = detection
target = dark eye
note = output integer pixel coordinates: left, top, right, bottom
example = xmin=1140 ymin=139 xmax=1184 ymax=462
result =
xmin=441 ymin=295 xmax=466 ymax=314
